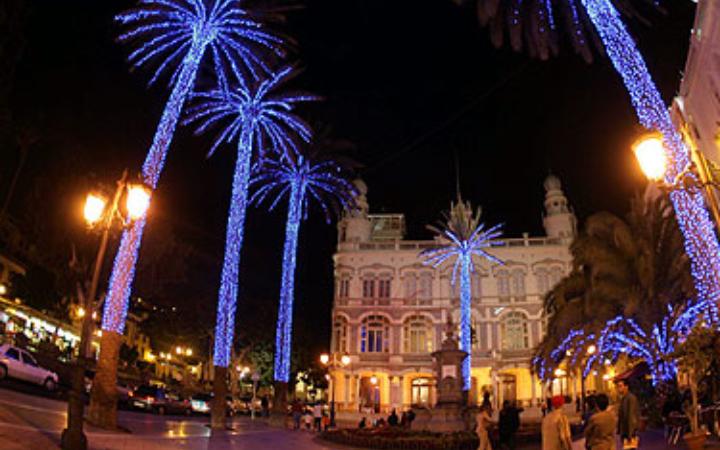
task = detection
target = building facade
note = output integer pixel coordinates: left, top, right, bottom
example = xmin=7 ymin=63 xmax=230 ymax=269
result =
xmin=673 ymin=0 xmax=720 ymax=165
xmin=329 ymin=176 xmax=576 ymax=412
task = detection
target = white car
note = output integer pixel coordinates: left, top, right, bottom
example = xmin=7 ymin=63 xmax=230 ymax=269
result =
xmin=0 ymin=344 xmax=59 ymax=391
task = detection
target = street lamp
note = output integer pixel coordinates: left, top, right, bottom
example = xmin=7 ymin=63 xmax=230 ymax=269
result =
xmin=0 ymin=283 xmax=7 ymax=296
xmin=633 ymin=132 xmax=720 ymax=234
xmin=579 ymin=344 xmax=596 ymax=414
xmin=62 ymin=170 xmax=150 ymax=450
xmin=320 ymin=352 xmax=350 ymax=427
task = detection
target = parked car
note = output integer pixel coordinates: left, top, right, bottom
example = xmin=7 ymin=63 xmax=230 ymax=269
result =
xmin=190 ymin=393 xmax=212 ymax=415
xmin=131 ymin=385 xmax=191 ymax=415
xmin=0 ymin=344 xmax=59 ymax=391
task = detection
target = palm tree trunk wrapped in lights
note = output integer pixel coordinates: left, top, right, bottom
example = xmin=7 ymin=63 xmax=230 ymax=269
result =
xmin=185 ymin=66 xmax=316 ymax=428
xmin=420 ymin=198 xmax=502 ymax=392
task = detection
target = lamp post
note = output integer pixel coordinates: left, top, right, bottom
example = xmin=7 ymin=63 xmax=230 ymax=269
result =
xmin=61 ymin=171 xmax=150 ymax=450
xmin=320 ymin=352 xmax=350 ymax=427
xmin=580 ymin=344 xmax=596 ymax=415
xmin=633 ymin=132 xmax=720 ymax=234
xmin=251 ymin=371 xmax=260 ymax=421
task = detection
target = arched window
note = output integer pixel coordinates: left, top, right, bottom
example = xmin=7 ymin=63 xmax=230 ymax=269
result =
xmin=337 ymin=275 xmax=351 ymax=298
xmin=378 ymin=272 xmax=392 ymax=298
xmin=404 ymin=273 xmax=417 ymax=299
xmin=360 ymin=315 xmax=389 ymax=353
xmin=549 ymin=267 xmax=564 ymax=289
xmin=501 ymin=312 xmax=529 ymax=350
xmin=496 ymin=270 xmax=510 ymax=302
xmin=332 ymin=316 xmax=348 ymax=353
xmin=411 ymin=378 xmax=431 ymax=406
xmin=403 ymin=315 xmax=433 ymax=353
xmin=362 ymin=273 xmax=376 ymax=298
xmin=536 ymin=268 xmax=549 ymax=295
xmin=418 ymin=272 xmax=433 ymax=299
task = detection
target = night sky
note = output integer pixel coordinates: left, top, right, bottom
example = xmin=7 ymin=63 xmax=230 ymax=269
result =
xmin=2 ymin=0 xmax=696 ymax=357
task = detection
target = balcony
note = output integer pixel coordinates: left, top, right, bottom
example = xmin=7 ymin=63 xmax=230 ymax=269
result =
xmin=340 ymin=236 xmax=563 ymax=252
xmin=358 ymin=353 xmax=390 ymax=363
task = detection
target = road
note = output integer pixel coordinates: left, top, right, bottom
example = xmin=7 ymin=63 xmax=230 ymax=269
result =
xmin=0 ymin=384 xmax=349 ymax=450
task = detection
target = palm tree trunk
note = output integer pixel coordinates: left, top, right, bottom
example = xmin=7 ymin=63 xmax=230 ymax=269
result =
xmin=272 ymin=182 xmax=304 ymax=418
xmin=459 ymin=255 xmax=472 ymax=391
xmin=89 ymin=38 xmax=208 ymax=430
xmin=580 ymin=0 xmax=720 ymax=303
xmin=211 ymin=130 xmax=253 ymax=429
xmin=87 ymin=331 xmax=122 ymax=428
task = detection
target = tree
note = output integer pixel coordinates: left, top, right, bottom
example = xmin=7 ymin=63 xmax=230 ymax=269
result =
xmin=251 ymin=148 xmax=357 ymax=412
xmin=420 ymin=197 xmax=502 ymax=391
xmin=185 ymin=65 xmax=314 ymax=428
xmin=463 ymin=0 xmax=720 ymax=337
xmin=533 ymin=193 xmax=707 ymax=383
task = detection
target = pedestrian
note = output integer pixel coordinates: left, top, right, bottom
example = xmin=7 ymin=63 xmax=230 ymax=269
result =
xmin=358 ymin=417 xmax=367 ymax=429
xmin=541 ymin=396 xmax=572 ymax=450
xmin=261 ymin=395 xmax=269 ymax=417
xmin=482 ymin=391 xmax=493 ymax=416
xmin=584 ymin=394 xmax=616 ymax=450
xmin=291 ymin=400 xmax=303 ymax=430
xmin=304 ymin=409 xmax=313 ymax=431
xmin=388 ymin=408 xmax=399 ymax=426
xmin=321 ymin=412 xmax=331 ymax=431
xmin=407 ymin=408 xmax=416 ymax=428
xmin=616 ymin=379 xmax=640 ymax=449
xmin=313 ymin=402 xmax=323 ymax=432
xmin=400 ymin=410 xmax=408 ymax=427
xmin=498 ymin=400 xmax=522 ymax=450
xmin=582 ymin=395 xmax=598 ymax=429
xmin=476 ymin=403 xmax=494 ymax=450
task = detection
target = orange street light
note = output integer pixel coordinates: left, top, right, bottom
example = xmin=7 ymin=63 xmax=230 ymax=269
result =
xmin=84 ymin=194 xmax=106 ymax=226
xmin=126 ymin=184 xmax=151 ymax=220
xmin=632 ymin=134 xmax=667 ymax=181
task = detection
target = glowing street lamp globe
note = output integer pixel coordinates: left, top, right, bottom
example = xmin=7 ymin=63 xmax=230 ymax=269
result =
xmin=84 ymin=194 xmax=106 ymax=225
xmin=633 ymin=135 xmax=667 ymax=182
xmin=340 ymin=355 xmax=351 ymax=366
xmin=126 ymin=185 xmax=151 ymax=220
xmin=320 ymin=354 xmax=330 ymax=365
xmin=587 ymin=344 xmax=597 ymax=355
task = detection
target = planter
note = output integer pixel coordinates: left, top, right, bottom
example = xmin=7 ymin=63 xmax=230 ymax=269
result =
xmin=683 ymin=432 xmax=707 ymax=450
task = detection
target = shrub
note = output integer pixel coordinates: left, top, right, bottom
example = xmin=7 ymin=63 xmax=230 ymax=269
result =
xmin=320 ymin=428 xmax=479 ymax=450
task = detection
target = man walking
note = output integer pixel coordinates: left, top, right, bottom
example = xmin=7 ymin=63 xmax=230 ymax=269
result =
xmin=541 ymin=396 xmax=572 ymax=450
xmin=616 ymin=379 xmax=640 ymax=449
xmin=498 ymin=400 xmax=522 ymax=450
xmin=313 ymin=402 xmax=323 ymax=432
xmin=584 ymin=394 xmax=616 ymax=450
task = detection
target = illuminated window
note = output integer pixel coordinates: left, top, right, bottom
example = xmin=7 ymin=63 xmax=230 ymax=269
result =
xmin=332 ymin=316 xmax=348 ymax=352
xmin=360 ymin=315 xmax=389 ymax=353
xmin=403 ymin=315 xmax=433 ymax=353
xmin=501 ymin=312 xmax=529 ymax=350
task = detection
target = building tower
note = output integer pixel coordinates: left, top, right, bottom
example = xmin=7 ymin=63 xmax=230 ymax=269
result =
xmin=542 ymin=175 xmax=577 ymax=240
xmin=337 ymin=178 xmax=372 ymax=244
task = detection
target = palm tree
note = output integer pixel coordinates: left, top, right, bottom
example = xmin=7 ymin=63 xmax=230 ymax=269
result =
xmin=90 ymin=0 xmax=283 ymax=429
xmin=250 ymin=149 xmax=357 ymax=413
xmin=420 ymin=198 xmax=502 ymax=392
xmin=533 ymin=192 xmax=697 ymax=382
xmin=185 ymin=66 xmax=315 ymax=428
xmin=462 ymin=0 xmax=720 ymax=319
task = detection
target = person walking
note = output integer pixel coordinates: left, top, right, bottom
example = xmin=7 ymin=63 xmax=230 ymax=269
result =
xmin=388 ymin=408 xmax=399 ymax=426
xmin=312 ymin=402 xmax=323 ymax=432
xmin=476 ymin=404 xmax=494 ymax=450
xmin=541 ymin=396 xmax=572 ymax=450
xmin=584 ymin=394 xmax=616 ymax=450
xmin=291 ymin=400 xmax=303 ymax=430
xmin=498 ymin=401 xmax=522 ymax=450
xmin=616 ymin=379 xmax=640 ymax=449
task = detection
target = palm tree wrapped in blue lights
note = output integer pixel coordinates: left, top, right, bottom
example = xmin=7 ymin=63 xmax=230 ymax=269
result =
xmin=250 ymin=150 xmax=357 ymax=408
xmin=185 ymin=66 xmax=315 ymax=427
xmin=463 ymin=0 xmax=720 ymax=317
xmin=420 ymin=198 xmax=502 ymax=392
xmin=91 ymin=0 xmax=283 ymax=428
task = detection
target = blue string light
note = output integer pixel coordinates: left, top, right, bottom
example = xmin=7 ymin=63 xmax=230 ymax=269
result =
xmin=420 ymin=199 xmax=503 ymax=390
xmin=185 ymin=67 xmax=315 ymax=369
xmin=579 ymin=0 xmax=720 ymax=317
xmin=102 ymin=0 xmax=282 ymax=334
xmin=251 ymin=155 xmax=358 ymax=382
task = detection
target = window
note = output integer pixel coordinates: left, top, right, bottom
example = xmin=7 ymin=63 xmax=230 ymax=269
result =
xmin=549 ymin=267 xmax=564 ymax=289
xmin=5 ymin=348 xmax=19 ymax=360
xmin=536 ymin=269 xmax=549 ymax=294
xmin=501 ymin=312 xmax=529 ymax=350
xmin=332 ymin=317 xmax=348 ymax=353
xmin=362 ymin=278 xmax=375 ymax=298
xmin=21 ymin=351 xmax=37 ymax=367
xmin=378 ymin=278 xmax=391 ymax=298
xmin=404 ymin=274 xmax=417 ymax=299
xmin=411 ymin=378 xmax=431 ymax=406
xmin=360 ymin=315 xmax=389 ymax=353
xmin=472 ymin=273 xmax=482 ymax=298
xmin=496 ymin=270 xmax=510 ymax=302
xmin=338 ymin=278 xmax=350 ymax=298
xmin=511 ymin=269 xmax=526 ymax=301
xmin=403 ymin=315 xmax=433 ymax=353
xmin=419 ymin=273 xmax=433 ymax=299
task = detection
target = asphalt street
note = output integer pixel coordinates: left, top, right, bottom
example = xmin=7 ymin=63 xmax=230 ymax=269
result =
xmin=0 ymin=383 xmax=349 ymax=450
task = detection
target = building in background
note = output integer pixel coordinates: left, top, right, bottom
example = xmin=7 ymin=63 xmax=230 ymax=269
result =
xmin=673 ymin=0 xmax=720 ymax=164
xmin=329 ymin=176 xmax=577 ymax=413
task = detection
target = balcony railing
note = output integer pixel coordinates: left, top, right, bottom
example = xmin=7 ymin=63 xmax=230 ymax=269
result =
xmin=340 ymin=236 xmax=563 ymax=252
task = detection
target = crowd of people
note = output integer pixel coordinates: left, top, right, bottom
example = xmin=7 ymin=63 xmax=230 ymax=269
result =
xmin=476 ymin=379 xmax=642 ymax=450
xmin=358 ymin=407 xmax=416 ymax=429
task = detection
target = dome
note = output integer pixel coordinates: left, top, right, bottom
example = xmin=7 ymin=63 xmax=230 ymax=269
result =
xmin=544 ymin=175 xmax=562 ymax=192
xmin=353 ymin=178 xmax=368 ymax=196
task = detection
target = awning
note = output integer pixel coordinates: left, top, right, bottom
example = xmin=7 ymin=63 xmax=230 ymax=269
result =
xmin=613 ymin=362 xmax=649 ymax=382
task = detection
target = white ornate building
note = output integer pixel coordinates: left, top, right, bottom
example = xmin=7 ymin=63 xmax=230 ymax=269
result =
xmin=328 ymin=175 xmax=576 ymax=412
